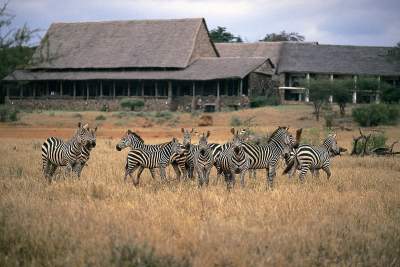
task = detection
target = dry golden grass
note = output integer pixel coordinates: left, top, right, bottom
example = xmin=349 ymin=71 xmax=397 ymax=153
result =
xmin=1 ymin=107 xmax=400 ymax=266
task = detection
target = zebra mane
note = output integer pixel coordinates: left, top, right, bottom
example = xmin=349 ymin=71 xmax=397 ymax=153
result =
xmin=128 ymin=131 xmax=144 ymax=143
xmin=268 ymin=126 xmax=287 ymax=142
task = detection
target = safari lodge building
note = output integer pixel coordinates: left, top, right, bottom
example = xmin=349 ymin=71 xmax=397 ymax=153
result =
xmin=3 ymin=18 xmax=400 ymax=111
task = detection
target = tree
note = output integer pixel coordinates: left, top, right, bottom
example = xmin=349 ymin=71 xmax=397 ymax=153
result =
xmin=209 ymin=26 xmax=242 ymax=43
xmin=331 ymin=79 xmax=353 ymax=117
xmin=260 ymin=31 xmax=305 ymax=42
xmin=387 ymin=42 xmax=400 ymax=62
xmin=300 ymin=78 xmax=331 ymax=121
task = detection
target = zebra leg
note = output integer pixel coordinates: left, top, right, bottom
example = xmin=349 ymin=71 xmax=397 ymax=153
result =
xmin=135 ymin=166 xmax=145 ymax=186
xmin=266 ymin=166 xmax=276 ymax=190
xmin=299 ymin=165 xmax=310 ymax=183
xmin=159 ymin=167 xmax=167 ymax=181
xmin=171 ymin=163 xmax=181 ymax=181
xmin=240 ymin=171 xmax=245 ymax=187
xmin=322 ymin=166 xmax=331 ymax=180
xmin=205 ymin=168 xmax=211 ymax=186
xmin=149 ymin=168 xmax=157 ymax=180
xmin=125 ymin=164 xmax=139 ymax=183
xmin=311 ymin=169 xmax=320 ymax=179
xmin=46 ymin=162 xmax=57 ymax=183
xmin=197 ymin=168 xmax=203 ymax=187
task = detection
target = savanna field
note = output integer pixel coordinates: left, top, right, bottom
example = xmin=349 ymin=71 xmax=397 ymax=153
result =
xmin=0 ymin=105 xmax=399 ymax=267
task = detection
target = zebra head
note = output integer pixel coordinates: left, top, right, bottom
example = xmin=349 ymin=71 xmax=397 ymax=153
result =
xmin=171 ymin=137 xmax=185 ymax=156
xmin=323 ymin=133 xmax=340 ymax=155
xmin=230 ymin=128 xmax=244 ymax=155
xmin=181 ymin=128 xmax=194 ymax=149
xmin=198 ymin=131 xmax=211 ymax=155
xmin=75 ymin=122 xmax=95 ymax=146
xmin=116 ymin=129 xmax=144 ymax=151
xmin=269 ymin=126 xmax=294 ymax=156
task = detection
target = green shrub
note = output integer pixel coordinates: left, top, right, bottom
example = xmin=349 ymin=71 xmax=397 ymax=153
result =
xmin=95 ymin=115 xmax=106 ymax=121
xmin=155 ymin=111 xmax=173 ymax=120
xmin=250 ymin=95 xmax=280 ymax=108
xmin=352 ymin=104 xmax=399 ymax=126
xmin=230 ymin=116 xmax=242 ymax=127
xmin=354 ymin=133 xmax=388 ymax=154
xmin=120 ymin=99 xmax=144 ymax=111
xmin=324 ymin=112 xmax=334 ymax=128
xmin=0 ymin=106 xmax=20 ymax=122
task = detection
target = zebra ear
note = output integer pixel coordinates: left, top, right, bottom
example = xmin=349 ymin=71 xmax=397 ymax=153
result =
xmin=206 ymin=131 xmax=210 ymax=138
xmin=332 ymin=132 xmax=337 ymax=138
xmin=78 ymin=122 xmax=82 ymax=128
xmin=181 ymin=128 xmax=184 ymax=133
xmin=190 ymin=128 xmax=194 ymax=133
xmin=83 ymin=123 xmax=89 ymax=130
xmin=127 ymin=129 xmax=133 ymax=134
xmin=94 ymin=126 xmax=98 ymax=132
xmin=231 ymin=128 xmax=235 ymax=135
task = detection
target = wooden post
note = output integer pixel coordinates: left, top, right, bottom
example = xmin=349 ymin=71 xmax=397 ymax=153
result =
xmin=60 ymin=81 xmax=63 ymax=96
xmin=239 ymin=79 xmax=243 ymax=96
xmin=167 ymin=81 xmax=172 ymax=104
xmin=113 ymin=81 xmax=116 ymax=99
xmin=73 ymin=82 xmax=76 ymax=99
xmin=191 ymin=82 xmax=196 ymax=111
xmin=100 ymin=80 xmax=103 ymax=98
xmin=127 ymin=81 xmax=130 ymax=97
xmin=86 ymin=82 xmax=89 ymax=101
xmin=329 ymin=74 xmax=333 ymax=103
xmin=216 ymin=80 xmax=220 ymax=111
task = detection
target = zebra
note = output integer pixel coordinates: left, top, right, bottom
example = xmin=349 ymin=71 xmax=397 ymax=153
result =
xmin=241 ymin=126 xmax=298 ymax=189
xmin=193 ymin=131 xmax=214 ymax=187
xmin=124 ymin=138 xmax=184 ymax=186
xmin=116 ymin=130 xmax=186 ymax=180
xmin=282 ymin=133 xmax=340 ymax=182
xmin=72 ymin=126 xmax=97 ymax=177
xmin=216 ymin=128 xmax=250 ymax=189
xmin=41 ymin=122 xmax=96 ymax=183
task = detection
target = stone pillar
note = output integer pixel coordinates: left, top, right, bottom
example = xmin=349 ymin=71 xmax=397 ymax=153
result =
xmin=375 ymin=93 xmax=380 ymax=104
xmin=167 ymin=81 xmax=172 ymax=104
xmin=298 ymin=92 xmax=302 ymax=101
xmin=86 ymin=82 xmax=89 ymax=101
xmin=100 ymin=80 xmax=103 ymax=98
xmin=113 ymin=81 xmax=116 ymax=99
xmin=239 ymin=79 xmax=243 ymax=96
xmin=353 ymin=75 xmax=357 ymax=104
xmin=73 ymin=82 xmax=76 ymax=99
xmin=216 ymin=80 xmax=221 ymax=111
xmin=191 ymin=82 xmax=196 ymax=111
xmin=306 ymin=73 xmax=310 ymax=85
xmin=329 ymin=74 xmax=334 ymax=103
xmin=305 ymin=89 xmax=310 ymax=102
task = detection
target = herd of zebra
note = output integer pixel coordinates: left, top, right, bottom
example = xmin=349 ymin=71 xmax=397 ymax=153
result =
xmin=41 ymin=122 xmax=342 ymax=189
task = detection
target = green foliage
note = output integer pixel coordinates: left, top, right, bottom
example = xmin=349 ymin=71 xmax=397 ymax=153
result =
xmin=209 ymin=26 xmax=242 ymax=43
xmin=260 ymin=31 xmax=305 ymax=42
xmin=331 ymin=79 xmax=353 ymax=116
xmin=352 ymin=104 xmax=399 ymax=126
xmin=324 ymin=112 xmax=334 ymax=128
xmin=354 ymin=133 xmax=388 ymax=154
xmin=230 ymin=116 xmax=242 ymax=127
xmin=249 ymin=95 xmax=280 ymax=108
xmin=300 ymin=78 xmax=332 ymax=121
xmin=0 ymin=105 xmax=19 ymax=122
xmin=111 ymin=243 xmax=190 ymax=267
xmin=95 ymin=115 xmax=106 ymax=121
xmin=120 ymin=99 xmax=144 ymax=111
xmin=381 ymin=86 xmax=400 ymax=103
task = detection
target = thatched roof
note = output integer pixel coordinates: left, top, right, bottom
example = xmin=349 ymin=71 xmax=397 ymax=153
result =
xmin=278 ymin=42 xmax=400 ymax=76
xmin=29 ymin=18 xmax=217 ymax=69
xmin=216 ymin=42 xmax=400 ymax=76
xmin=5 ymin=57 xmax=271 ymax=81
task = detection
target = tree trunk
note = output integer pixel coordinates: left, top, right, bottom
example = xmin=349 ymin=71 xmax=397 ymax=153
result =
xmin=339 ymin=104 xmax=346 ymax=117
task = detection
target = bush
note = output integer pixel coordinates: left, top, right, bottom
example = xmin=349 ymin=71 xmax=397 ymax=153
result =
xmin=354 ymin=133 xmax=388 ymax=153
xmin=249 ymin=95 xmax=280 ymax=108
xmin=352 ymin=104 xmax=399 ymax=126
xmin=230 ymin=116 xmax=242 ymax=127
xmin=324 ymin=112 xmax=334 ymax=128
xmin=120 ymin=99 xmax=144 ymax=111
xmin=154 ymin=111 xmax=173 ymax=120
xmin=0 ymin=106 xmax=20 ymax=122
xmin=95 ymin=115 xmax=106 ymax=121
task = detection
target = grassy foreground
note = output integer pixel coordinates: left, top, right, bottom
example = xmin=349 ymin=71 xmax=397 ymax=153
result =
xmin=1 ymin=136 xmax=399 ymax=266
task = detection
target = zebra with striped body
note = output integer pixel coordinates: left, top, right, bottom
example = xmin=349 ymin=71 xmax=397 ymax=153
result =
xmin=283 ymin=133 xmax=340 ymax=182
xmin=216 ymin=128 xmax=250 ymax=189
xmin=72 ymin=127 xmax=97 ymax=177
xmin=193 ymin=131 xmax=214 ymax=187
xmin=242 ymin=126 xmax=297 ymax=189
xmin=41 ymin=122 xmax=96 ymax=183
xmin=116 ymin=130 xmax=186 ymax=180
xmin=124 ymin=138 xmax=184 ymax=186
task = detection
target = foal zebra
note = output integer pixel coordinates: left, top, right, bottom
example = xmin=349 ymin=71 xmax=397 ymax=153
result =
xmin=193 ymin=131 xmax=214 ymax=187
xmin=124 ymin=138 xmax=184 ymax=186
xmin=283 ymin=133 xmax=340 ymax=182
xmin=41 ymin=122 xmax=96 ymax=183
xmin=116 ymin=130 xmax=186 ymax=180
xmin=216 ymin=128 xmax=250 ymax=189
xmin=73 ymin=127 xmax=97 ymax=177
